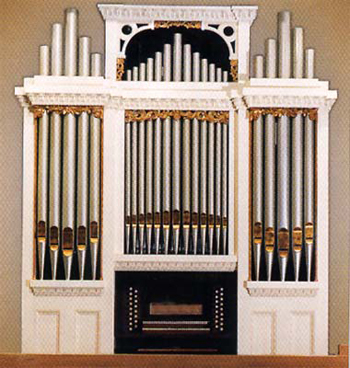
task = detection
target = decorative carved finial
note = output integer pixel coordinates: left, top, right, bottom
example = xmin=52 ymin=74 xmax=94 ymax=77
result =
xmin=116 ymin=58 xmax=125 ymax=81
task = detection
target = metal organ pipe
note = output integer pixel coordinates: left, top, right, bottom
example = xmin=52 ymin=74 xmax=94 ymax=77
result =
xmin=138 ymin=120 xmax=146 ymax=253
xmin=214 ymin=123 xmax=222 ymax=254
xmin=155 ymin=51 xmax=162 ymax=81
xmin=193 ymin=52 xmax=200 ymax=82
xmin=201 ymin=59 xmax=208 ymax=82
xmin=207 ymin=122 xmax=215 ymax=254
xmin=183 ymin=44 xmax=192 ymax=82
xmin=173 ymin=33 xmax=182 ymax=82
xmin=51 ymin=23 xmax=63 ymax=76
xmin=172 ymin=118 xmax=181 ymax=253
xmin=154 ymin=118 xmax=162 ymax=253
xmin=37 ymin=112 xmax=49 ymax=279
xmin=183 ymin=118 xmax=191 ymax=253
xmin=192 ymin=118 xmax=199 ymax=252
xmin=266 ymin=39 xmax=277 ymax=78
xmin=91 ymin=53 xmax=102 ymax=77
xmin=209 ymin=63 xmax=215 ymax=82
xmin=139 ymin=63 xmax=146 ymax=81
xmin=39 ymin=45 xmax=50 ymax=76
xmin=147 ymin=58 xmax=154 ymax=81
xmin=278 ymin=11 xmax=291 ymax=78
xmin=293 ymin=27 xmax=304 ymax=78
xmin=64 ymin=8 xmax=78 ymax=76
xmin=254 ymin=55 xmax=264 ymax=78
xmin=145 ymin=119 xmax=153 ymax=252
xmin=79 ymin=36 xmax=91 ymax=76
xmin=305 ymin=49 xmax=315 ymax=78
xmin=200 ymin=121 xmax=208 ymax=253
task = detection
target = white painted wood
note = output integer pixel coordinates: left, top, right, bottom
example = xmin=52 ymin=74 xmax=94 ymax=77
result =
xmin=35 ymin=311 xmax=60 ymax=353
xmin=75 ymin=311 xmax=100 ymax=353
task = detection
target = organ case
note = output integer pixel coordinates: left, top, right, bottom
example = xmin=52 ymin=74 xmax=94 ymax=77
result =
xmin=16 ymin=4 xmax=337 ymax=356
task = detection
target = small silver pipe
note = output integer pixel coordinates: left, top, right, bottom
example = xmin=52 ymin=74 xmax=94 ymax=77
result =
xmin=208 ymin=122 xmax=215 ymax=253
xmin=132 ymin=66 xmax=139 ymax=81
xmin=201 ymin=59 xmax=208 ymax=82
xmin=305 ymin=49 xmax=315 ymax=78
xmin=200 ymin=121 xmax=208 ymax=250
xmin=164 ymin=44 xmax=172 ymax=81
xmin=253 ymin=55 xmax=264 ymax=78
xmin=39 ymin=45 xmax=50 ymax=76
xmin=131 ymin=121 xmax=138 ymax=252
xmin=155 ymin=51 xmax=163 ymax=81
xmin=91 ymin=53 xmax=102 ymax=76
xmin=183 ymin=44 xmax=192 ymax=82
xmin=266 ymin=39 xmax=277 ymax=78
xmin=293 ymin=27 xmax=304 ymax=78
xmin=79 ymin=36 xmax=91 ymax=76
xmin=139 ymin=63 xmax=146 ymax=81
xmin=126 ymin=69 xmax=132 ymax=81
xmin=173 ymin=34 xmax=182 ymax=81
xmin=154 ymin=118 xmax=162 ymax=251
xmin=209 ymin=63 xmax=215 ymax=82
xmin=147 ymin=58 xmax=154 ymax=81
xmin=192 ymin=118 xmax=199 ymax=253
xmin=221 ymin=123 xmax=228 ymax=254
xmin=216 ymin=68 xmax=222 ymax=82
xmin=163 ymin=117 xmax=171 ymax=214
xmin=125 ymin=122 xmax=131 ymax=253
xmin=193 ymin=52 xmax=200 ymax=82
xmin=223 ymin=71 xmax=228 ymax=82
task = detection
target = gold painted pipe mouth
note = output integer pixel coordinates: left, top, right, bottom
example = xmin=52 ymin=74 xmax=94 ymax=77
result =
xmin=50 ymin=245 xmax=59 ymax=251
xmin=63 ymin=249 xmax=73 ymax=257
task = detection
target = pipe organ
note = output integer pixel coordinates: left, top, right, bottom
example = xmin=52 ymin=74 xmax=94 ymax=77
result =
xmin=16 ymin=4 xmax=336 ymax=356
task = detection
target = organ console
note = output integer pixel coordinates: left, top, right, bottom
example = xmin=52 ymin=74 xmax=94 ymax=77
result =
xmin=16 ymin=4 xmax=336 ymax=356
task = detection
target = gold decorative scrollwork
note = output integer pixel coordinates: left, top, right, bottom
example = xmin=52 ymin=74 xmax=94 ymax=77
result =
xmin=154 ymin=20 xmax=201 ymax=29
xmin=248 ymin=108 xmax=318 ymax=122
xmin=230 ymin=59 xmax=238 ymax=82
xmin=30 ymin=105 xmax=104 ymax=119
xmin=116 ymin=58 xmax=125 ymax=81
xmin=125 ymin=110 xmax=229 ymax=124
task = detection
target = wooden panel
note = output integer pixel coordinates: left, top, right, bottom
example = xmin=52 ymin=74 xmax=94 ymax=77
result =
xmin=251 ymin=311 xmax=276 ymax=355
xmin=150 ymin=303 xmax=203 ymax=316
xmin=291 ymin=311 xmax=315 ymax=355
xmin=75 ymin=311 xmax=100 ymax=354
xmin=0 ymin=354 xmax=347 ymax=368
xmin=35 ymin=311 xmax=60 ymax=354
xmin=338 ymin=345 xmax=349 ymax=356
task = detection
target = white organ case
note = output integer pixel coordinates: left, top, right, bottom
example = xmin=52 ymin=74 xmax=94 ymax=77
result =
xmin=15 ymin=4 xmax=337 ymax=355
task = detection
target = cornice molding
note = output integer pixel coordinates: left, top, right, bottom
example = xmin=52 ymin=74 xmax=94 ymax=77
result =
xmin=243 ymin=95 xmax=332 ymax=108
xmin=26 ymin=93 xmax=109 ymax=106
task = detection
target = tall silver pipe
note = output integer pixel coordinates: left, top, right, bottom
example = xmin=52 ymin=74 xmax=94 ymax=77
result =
xmin=125 ymin=122 xmax=131 ymax=253
xmin=77 ymin=112 xmax=89 ymax=279
xmin=155 ymin=51 xmax=162 ymax=81
xmin=79 ymin=36 xmax=91 ymax=76
xmin=209 ymin=63 xmax=215 ymax=82
xmin=223 ymin=71 xmax=228 ymax=82
xmin=277 ymin=115 xmax=290 ymax=281
xmin=64 ymin=8 xmax=79 ymax=76
xmin=37 ymin=112 xmax=49 ymax=279
xmin=278 ymin=11 xmax=291 ymax=78
xmin=221 ymin=124 xmax=228 ymax=254
xmin=90 ymin=115 xmax=100 ymax=279
xmin=192 ymin=118 xmax=199 ymax=253
xmin=266 ymin=39 xmax=277 ymax=78
xmin=200 ymin=121 xmax=207 ymax=252
xmin=138 ymin=121 xmax=146 ymax=252
xmin=49 ymin=113 xmax=61 ymax=279
xmin=208 ymin=122 xmax=215 ymax=254
xmin=265 ymin=115 xmax=276 ymax=281
xmin=201 ymin=59 xmax=208 ymax=82
xmin=39 ymin=45 xmax=50 ymax=76
xmin=193 ymin=52 xmax=200 ymax=82
xmin=147 ymin=58 xmax=154 ymax=81
xmin=305 ymin=116 xmax=314 ymax=281
xmin=131 ymin=121 xmax=138 ymax=253
xmin=132 ymin=66 xmax=139 ymax=81
xmin=293 ymin=27 xmax=304 ymax=78
xmin=253 ymin=116 xmax=263 ymax=280
xmin=292 ymin=115 xmax=303 ymax=280
xmin=183 ymin=44 xmax=192 ymax=82
xmin=254 ymin=55 xmax=264 ymax=78
xmin=62 ymin=113 xmax=76 ymax=280
xmin=91 ymin=53 xmax=102 ymax=76
xmin=214 ymin=123 xmax=222 ymax=254
xmin=183 ymin=118 xmax=191 ymax=253
xmin=305 ymin=49 xmax=315 ymax=78
xmin=173 ymin=118 xmax=181 ymax=252
xmin=173 ymin=34 xmax=182 ymax=81
xmin=163 ymin=117 xmax=172 ymax=252
xmin=51 ymin=23 xmax=63 ymax=76
xmin=145 ymin=119 xmax=153 ymax=251
xmin=154 ymin=118 xmax=162 ymax=252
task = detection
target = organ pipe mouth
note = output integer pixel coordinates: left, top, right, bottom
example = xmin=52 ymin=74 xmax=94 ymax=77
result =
xmin=77 ymin=225 xmax=87 ymax=248
xmin=278 ymin=228 xmax=289 ymax=255
xmin=305 ymin=222 xmax=313 ymax=244
xmin=63 ymin=227 xmax=74 ymax=250
xmin=265 ymin=227 xmax=275 ymax=252
xmin=50 ymin=226 xmax=59 ymax=245
xmin=37 ymin=221 xmax=46 ymax=239
xmin=253 ymin=222 xmax=262 ymax=244
xmin=293 ymin=227 xmax=302 ymax=251
xmin=90 ymin=221 xmax=99 ymax=240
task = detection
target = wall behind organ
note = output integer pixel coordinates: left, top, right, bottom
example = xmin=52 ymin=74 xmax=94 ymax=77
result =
xmin=0 ymin=0 xmax=348 ymax=354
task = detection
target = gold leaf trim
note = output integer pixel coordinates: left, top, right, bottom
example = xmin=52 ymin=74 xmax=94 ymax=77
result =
xmin=154 ymin=21 xmax=201 ymax=29
xmin=30 ymin=105 xmax=104 ymax=119
xmin=248 ymin=108 xmax=318 ymax=122
xmin=125 ymin=110 xmax=229 ymax=124
xmin=230 ymin=59 xmax=238 ymax=82
xmin=116 ymin=58 xmax=125 ymax=81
